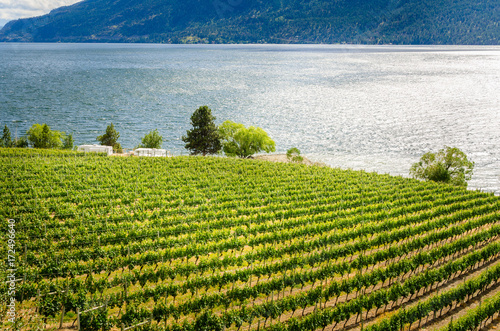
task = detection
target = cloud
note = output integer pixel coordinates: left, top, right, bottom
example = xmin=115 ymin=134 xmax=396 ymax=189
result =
xmin=0 ymin=0 xmax=81 ymax=26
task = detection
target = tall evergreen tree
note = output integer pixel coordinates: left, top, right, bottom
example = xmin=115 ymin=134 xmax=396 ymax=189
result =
xmin=97 ymin=123 xmax=122 ymax=153
xmin=1 ymin=125 xmax=12 ymax=147
xmin=63 ymin=133 xmax=74 ymax=150
xmin=182 ymin=106 xmax=221 ymax=156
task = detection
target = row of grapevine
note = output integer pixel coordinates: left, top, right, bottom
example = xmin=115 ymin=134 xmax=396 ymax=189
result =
xmin=1 ymin=148 xmax=499 ymax=330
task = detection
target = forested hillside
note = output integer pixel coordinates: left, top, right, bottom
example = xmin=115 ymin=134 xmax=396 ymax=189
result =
xmin=0 ymin=0 xmax=498 ymax=44
xmin=1 ymin=148 xmax=500 ymax=330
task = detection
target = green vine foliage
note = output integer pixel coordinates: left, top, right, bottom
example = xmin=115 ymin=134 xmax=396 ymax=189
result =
xmin=2 ymin=149 xmax=500 ymax=330
xmin=80 ymin=307 xmax=111 ymax=331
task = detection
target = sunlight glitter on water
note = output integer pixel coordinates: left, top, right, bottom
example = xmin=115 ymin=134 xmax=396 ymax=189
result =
xmin=1 ymin=44 xmax=499 ymax=193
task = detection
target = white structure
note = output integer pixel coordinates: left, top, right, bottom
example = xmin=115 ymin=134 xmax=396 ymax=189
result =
xmin=77 ymin=145 xmax=113 ymax=156
xmin=133 ymin=148 xmax=168 ymax=157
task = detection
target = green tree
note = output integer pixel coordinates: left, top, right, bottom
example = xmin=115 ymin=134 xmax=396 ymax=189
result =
xmin=97 ymin=123 xmax=122 ymax=153
xmin=1 ymin=125 xmax=12 ymax=147
xmin=286 ymin=147 xmax=303 ymax=163
xmin=182 ymin=106 xmax=221 ymax=156
xmin=14 ymin=136 xmax=29 ymax=148
xmin=410 ymin=146 xmax=474 ymax=187
xmin=63 ymin=133 xmax=74 ymax=150
xmin=27 ymin=123 xmax=65 ymax=149
xmin=219 ymin=120 xmax=276 ymax=158
xmin=137 ymin=129 xmax=163 ymax=149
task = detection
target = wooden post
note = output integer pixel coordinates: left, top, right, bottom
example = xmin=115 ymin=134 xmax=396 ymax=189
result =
xmin=77 ymin=307 xmax=80 ymax=331
xmin=36 ymin=289 xmax=40 ymax=313
xmin=59 ymin=304 xmax=65 ymax=329
xmin=124 ymin=280 xmax=128 ymax=308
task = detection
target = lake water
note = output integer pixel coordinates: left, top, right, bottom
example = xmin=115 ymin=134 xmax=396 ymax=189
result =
xmin=1 ymin=43 xmax=499 ymax=194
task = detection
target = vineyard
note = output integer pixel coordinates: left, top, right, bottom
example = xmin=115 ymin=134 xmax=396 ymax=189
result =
xmin=1 ymin=148 xmax=500 ymax=331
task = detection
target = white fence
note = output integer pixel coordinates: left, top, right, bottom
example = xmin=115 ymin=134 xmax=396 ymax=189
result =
xmin=77 ymin=144 xmax=113 ymax=156
xmin=133 ymin=148 xmax=169 ymax=157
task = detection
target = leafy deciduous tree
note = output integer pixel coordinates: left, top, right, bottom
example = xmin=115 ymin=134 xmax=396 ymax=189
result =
xmin=287 ymin=147 xmax=303 ymax=163
xmin=137 ymin=129 xmax=163 ymax=149
xmin=182 ymin=106 xmax=221 ymax=156
xmin=27 ymin=123 xmax=65 ymax=149
xmin=410 ymin=146 xmax=474 ymax=187
xmin=219 ymin=120 xmax=275 ymax=158
xmin=14 ymin=136 xmax=29 ymax=148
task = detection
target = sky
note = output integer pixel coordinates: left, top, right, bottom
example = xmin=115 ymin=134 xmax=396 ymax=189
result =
xmin=0 ymin=0 xmax=80 ymax=27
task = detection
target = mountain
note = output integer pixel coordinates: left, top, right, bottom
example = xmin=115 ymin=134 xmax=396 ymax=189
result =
xmin=0 ymin=0 xmax=498 ymax=44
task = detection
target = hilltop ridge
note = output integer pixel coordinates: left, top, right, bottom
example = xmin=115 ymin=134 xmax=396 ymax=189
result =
xmin=0 ymin=0 xmax=498 ymax=44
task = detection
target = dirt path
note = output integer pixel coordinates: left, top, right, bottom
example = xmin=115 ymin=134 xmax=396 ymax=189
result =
xmin=252 ymin=154 xmax=327 ymax=166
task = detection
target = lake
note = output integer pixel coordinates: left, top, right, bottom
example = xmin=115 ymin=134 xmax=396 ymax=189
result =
xmin=1 ymin=43 xmax=499 ymax=194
